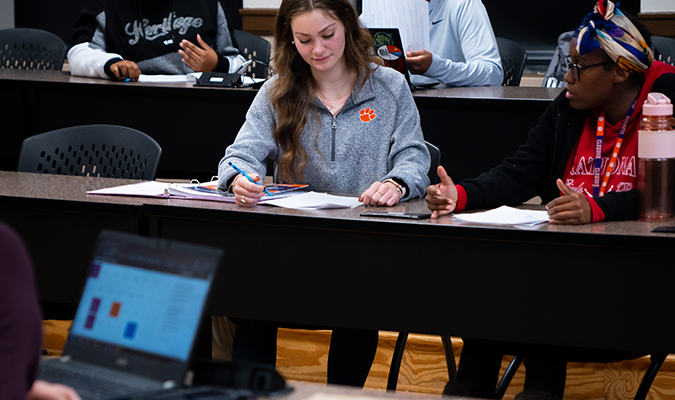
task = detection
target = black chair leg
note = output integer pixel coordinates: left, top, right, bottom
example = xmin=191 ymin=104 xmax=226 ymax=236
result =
xmin=495 ymin=355 xmax=524 ymax=399
xmin=634 ymin=353 xmax=667 ymax=400
xmin=441 ymin=335 xmax=457 ymax=381
xmin=387 ymin=332 xmax=408 ymax=391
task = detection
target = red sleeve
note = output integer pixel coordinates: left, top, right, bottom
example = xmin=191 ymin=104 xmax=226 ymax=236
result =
xmin=455 ymin=185 xmax=468 ymax=212
xmin=586 ymin=195 xmax=606 ymax=223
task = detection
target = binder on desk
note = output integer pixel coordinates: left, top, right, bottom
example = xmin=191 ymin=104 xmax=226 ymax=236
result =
xmin=86 ymin=181 xmax=362 ymax=209
xmin=167 ymin=181 xmax=308 ymax=202
xmin=86 ymin=180 xmax=307 ymax=203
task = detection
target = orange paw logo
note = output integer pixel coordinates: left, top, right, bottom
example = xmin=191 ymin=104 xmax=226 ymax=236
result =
xmin=359 ymin=107 xmax=377 ymax=122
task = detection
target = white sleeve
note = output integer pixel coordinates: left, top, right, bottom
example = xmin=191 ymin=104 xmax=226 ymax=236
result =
xmin=226 ymin=54 xmax=248 ymax=74
xmin=67 ymin=42 xmax=123 ymax=79
xmin=424 ymin=0 xmax=503 ymax=87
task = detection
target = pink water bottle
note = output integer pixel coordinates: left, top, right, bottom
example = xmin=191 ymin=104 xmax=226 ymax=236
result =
xmin=638 ymin=93 xmax=675 ymax=221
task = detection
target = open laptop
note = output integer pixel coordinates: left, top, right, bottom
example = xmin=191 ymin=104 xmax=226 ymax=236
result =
xmin=369 ymin=28 xmax=412 ymax=85
xmin=38 ymin=230 xmax=224 ymax=400
xmin=369 ymin=28 xmax=434 ymax=91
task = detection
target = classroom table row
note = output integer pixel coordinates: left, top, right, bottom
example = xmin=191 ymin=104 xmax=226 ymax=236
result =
xmin=1 ymin=170 xmax=674 ymax=356
xmin=0 ymin=68 xmax=563 ymax=181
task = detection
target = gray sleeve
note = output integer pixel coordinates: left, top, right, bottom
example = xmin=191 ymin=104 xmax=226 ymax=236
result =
xmin=91 ymin=11 xmax=108 ymax=51
xmin=214 ymin=3 xmax=241 ymax=57
xmin=217 ymin=80 xmax=279 ymax=190
xmin=383 ymin=74 xmax=431 ymax=200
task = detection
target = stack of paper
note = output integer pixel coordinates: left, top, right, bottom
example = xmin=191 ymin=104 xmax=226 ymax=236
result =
xmin=87 ymin=181 xmax=303 ymax=203
xmin=452 ymin=206 xmax=550 ymax=226
xmin=264 ymin=192 xmax=362 ymax=210
xmin=86 ymin=182 xmax=361 ymax=209
xmin=87 ymin=181 xmax=171 ymax=197
xmin=137 ymin=73 xmax=199 ymax=83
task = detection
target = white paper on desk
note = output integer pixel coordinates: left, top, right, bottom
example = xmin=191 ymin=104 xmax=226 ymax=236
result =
xmin=86 ymin=181 xmax=171 ymax=197
xmin=452 ymin=206 xmax=550 ymax=226
xmin=137 ymin=73 xmax=199 ymax=83
xmin=263 ymin=191 xmax=362 ymax=209
xmin=360 ymin=0 xmax=430 ymax=52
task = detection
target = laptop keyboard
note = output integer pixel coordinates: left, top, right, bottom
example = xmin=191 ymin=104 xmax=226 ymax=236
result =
xmin=39 ymin=358 xmax=164 ymax=400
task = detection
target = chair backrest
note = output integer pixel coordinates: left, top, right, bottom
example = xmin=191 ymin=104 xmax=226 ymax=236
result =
xmin=653 ymin=36 xmax=675 ymax=66
xmin=18 ymin=125 xmax=162 ymax=180
xmin=541 ymin=30 xmax=574 ymax=88
xmin=233 ymin=29 xmax=272 ymax=79
xmin=426 ymin=141 xmax=441 ymax=185
xmin=0 ymin=28 xmax=67 ymax=70
xmin=496 ymin=37 xmax=527 ymax=86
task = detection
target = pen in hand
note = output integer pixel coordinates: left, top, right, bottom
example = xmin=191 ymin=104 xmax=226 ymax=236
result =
xmin=228 ymin=161 xmax=273 ymax=196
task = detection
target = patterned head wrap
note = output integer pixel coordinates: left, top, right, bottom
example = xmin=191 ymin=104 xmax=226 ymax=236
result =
xmin=573 ymin=0 xmax=653 ymax=73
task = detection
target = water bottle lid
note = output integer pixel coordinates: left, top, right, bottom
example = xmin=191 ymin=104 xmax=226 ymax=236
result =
xmin=643 ymin=92 xmax=673 ymax=116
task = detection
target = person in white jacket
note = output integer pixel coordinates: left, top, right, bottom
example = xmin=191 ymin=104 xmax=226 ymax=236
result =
xmin=406 ymin=0 xmax=503 ymax=87
xmin=68 ymin=0 xmax=246 ymax=81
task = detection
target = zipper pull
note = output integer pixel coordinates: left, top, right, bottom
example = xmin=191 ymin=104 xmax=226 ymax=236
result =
xmin=332 ymin=116 xmax=337 ymax=130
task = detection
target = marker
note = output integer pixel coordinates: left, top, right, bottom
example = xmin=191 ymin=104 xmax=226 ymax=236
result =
xmin=228 ymin=161 xmax=272 ymax=196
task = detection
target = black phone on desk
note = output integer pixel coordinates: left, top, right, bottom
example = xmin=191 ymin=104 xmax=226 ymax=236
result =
xmin=360 ymin=211 xmax=432 ymax=220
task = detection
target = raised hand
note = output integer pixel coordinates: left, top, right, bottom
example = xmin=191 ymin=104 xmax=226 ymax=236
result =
xmin=425 ymin=166 xmax=457 ymax=219
xmin=179 ymin=34 xmax=218 ymax=72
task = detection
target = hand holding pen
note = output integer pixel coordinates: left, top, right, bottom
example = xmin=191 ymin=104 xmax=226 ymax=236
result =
xmin=109 ymin=60 xmax=141 ymax=82
xmin=228 ymin=161 xmax=271 ymax=207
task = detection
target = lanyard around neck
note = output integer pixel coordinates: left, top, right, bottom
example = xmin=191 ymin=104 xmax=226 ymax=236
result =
xmin=592 ymin=99 xmax=638 ymax=197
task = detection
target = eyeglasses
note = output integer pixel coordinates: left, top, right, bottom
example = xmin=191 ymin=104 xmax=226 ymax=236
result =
xmin=564 ymin=56 xmax=614 ymax=81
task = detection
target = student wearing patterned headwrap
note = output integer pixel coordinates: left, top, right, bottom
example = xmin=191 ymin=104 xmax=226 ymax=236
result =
xmin=426 ymin=1 xmax=675 ymax=398
xmin=427 ymin=0 xmax=675 ymax=224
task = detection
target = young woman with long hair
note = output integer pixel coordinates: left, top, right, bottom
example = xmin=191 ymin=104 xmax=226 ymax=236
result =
xmin=216 ymin=0 xmax=430 ymax=387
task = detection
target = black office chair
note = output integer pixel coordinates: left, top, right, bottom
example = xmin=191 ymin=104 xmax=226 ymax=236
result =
xmin=18 ymin=125 xmax=162 ymax=180
xmin=425 ymin=141 xmax=441 ymax=185
xmin=233 ymin=29 xmax=272 ymax=79
xmin=387 ymin=141 xmax=447 ymax=392
xmin=0 ymin=28 xmax=67 ymax=70
xmin=496 ymin=37 xmax=527 ymax=86
xmin=652 ymin=36 xmax=675 ymax=66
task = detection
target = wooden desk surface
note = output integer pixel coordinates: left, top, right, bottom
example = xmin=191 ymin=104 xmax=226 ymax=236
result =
xmin=412 ymin=85 xmax=562 ymax=102
xmin=2 ymin=171 xmax=675 ymax=356
xmin=0 ymin=69 xmax=562 ymax=100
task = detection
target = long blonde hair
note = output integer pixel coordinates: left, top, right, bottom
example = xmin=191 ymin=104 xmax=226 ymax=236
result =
xmin=271 ymin=0 xmax=375 ymax=183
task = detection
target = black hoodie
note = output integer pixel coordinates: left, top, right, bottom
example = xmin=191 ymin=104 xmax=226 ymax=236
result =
xmin=69 ymin=0 xmax=243 ymax=78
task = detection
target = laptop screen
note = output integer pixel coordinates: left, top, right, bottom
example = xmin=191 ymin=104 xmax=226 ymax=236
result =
xmin=64 ymin=231 xmax=223 ymax=379
xmin=70 ymin=262 xmax=210 ymax=361
xmin=369 ymin=28 xmax=411 ymax=84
